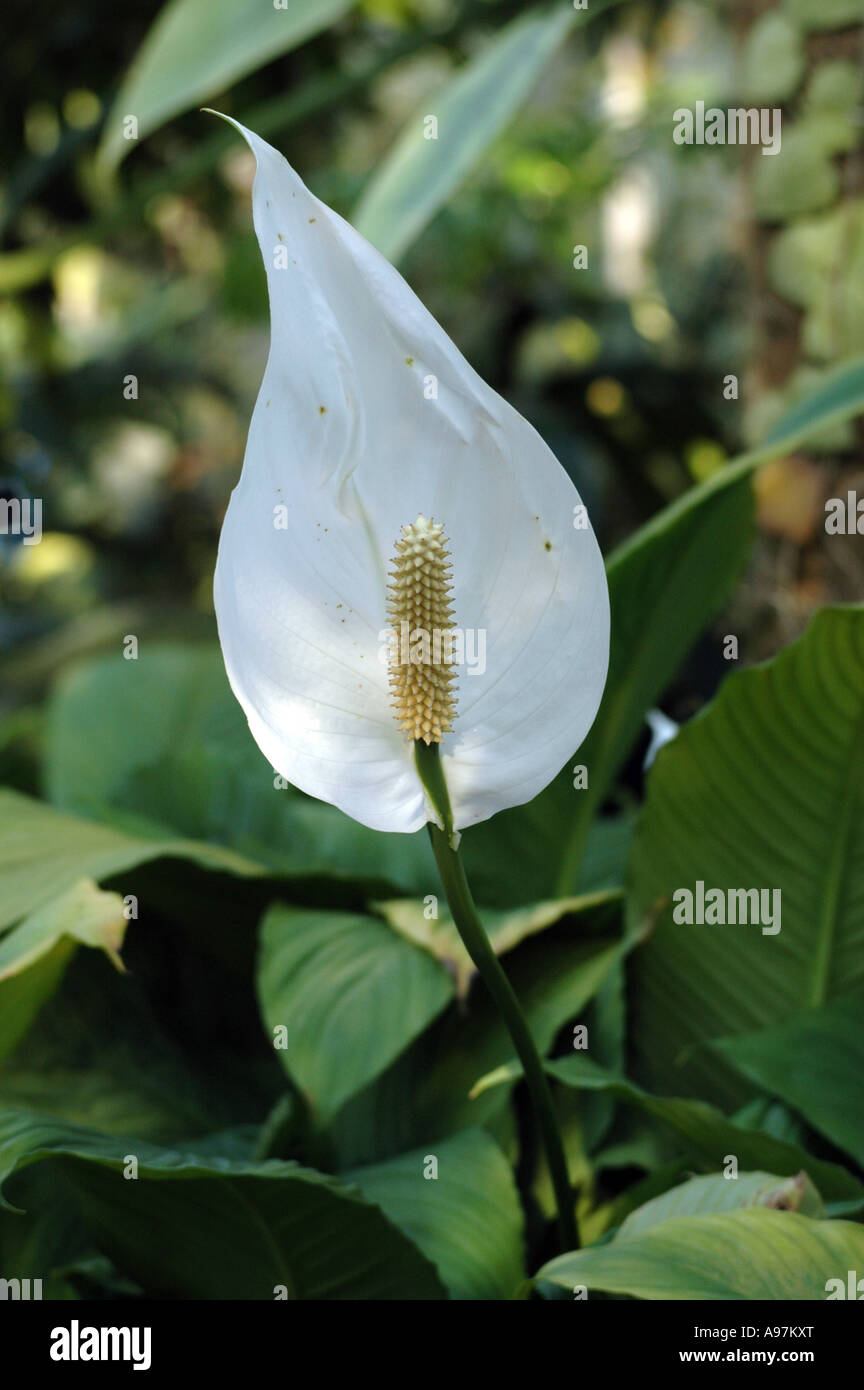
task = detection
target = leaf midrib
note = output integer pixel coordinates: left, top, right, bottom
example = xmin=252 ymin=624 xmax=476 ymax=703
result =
xmin=809 ymin=695 xmax=864 ymax=1007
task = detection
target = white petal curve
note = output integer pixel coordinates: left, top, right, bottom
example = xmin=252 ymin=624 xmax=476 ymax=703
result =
xmin=213 ymin=117 xmax=609 ymax=834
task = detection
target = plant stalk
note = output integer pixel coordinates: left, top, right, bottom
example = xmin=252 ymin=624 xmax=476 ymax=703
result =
xmin=415 ymin=740 xmax=578 ymax=1254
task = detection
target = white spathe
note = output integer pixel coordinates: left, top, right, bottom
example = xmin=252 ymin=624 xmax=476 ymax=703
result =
xmin=213 ymin=118 xmax=610 ymax=834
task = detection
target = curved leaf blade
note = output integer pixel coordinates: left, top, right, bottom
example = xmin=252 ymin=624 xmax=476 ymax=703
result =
xmin=538 ymin=1209 xmax=864 ymax=1300
xmin=617 ymin=1171 xmax=824 ymax=1241
xmin=0 ymin=1111 xmax=445 ymax=1300
xmin=256 ymin=904 xmax=454 ymax=1124
xmin=373 ymin=888 xmax=621 ymax=996
xmin=0 ymin=787 xmax=263 ymax=935
xmin=628 ymin=606 xmax=864 ymax=1108
xmin=714 ymin=995 xmax=864 ymax=1166
xmin=353 ymin=4 xmax=576 ymax=262
xmin=99 ymin=0 xmax=352 ymax=168
xmin=472 ymin=1056 xmax=864 ymax=1205
xmin=348 ymin=1129 xmax=524 ymax=1300
xmin=0 ymin=879 xmax=126 ymax=981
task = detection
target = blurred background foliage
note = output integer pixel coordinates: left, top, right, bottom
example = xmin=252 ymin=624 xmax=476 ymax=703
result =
xmin=5 ymin=0 xmax=860 ymax=766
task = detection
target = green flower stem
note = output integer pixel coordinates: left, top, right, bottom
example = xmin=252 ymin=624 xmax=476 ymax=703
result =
xmin=414 ymin=740 xmax=578 ymax=1254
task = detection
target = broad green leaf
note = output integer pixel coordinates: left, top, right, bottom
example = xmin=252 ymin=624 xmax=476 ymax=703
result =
xmin=628 ymin=606 xmax=864 ymax=1108
xmin=372 ymin=889 xmax=620 ymax=997
xmin=0 ymin=933 xmax=279 ymax=1146
xmin=46 ymin=648 xmax=434 ymax=893
xmin=0 ymin=879 xmax=127 ymax=980
xmin=538 ymin=1209 xmax=864 ymax=1300
xmin=0 ymin=825 xmax=282 ymax=1140
xmin=572 ymin=816 xmax=637 ymax=895
xmin=348 ymin=1129 xmax=524 ymax=1300
xmin=0 ymin=1070 xmax=226 ymax=1149
xmin=46 ymin=646 xmax=251 ymax=818
xmin=411 ymin=916 xmax=628 ymax=1138
xmin=0 ymin=943 xmax=75 ymax=1064
xmin=714 ymin=995 xmax=864 ymax=1166
xmin=256 ymin=905 xmax=454 ymax=1124
xmin=552 ymin=475 xmax=754 ymax=889
xmin=0 ymin=1166 xmax=93 ymax=1301
xmin=461 ymin=809 xmax=634 ymax=908
xmin=0 ymin=788 xmax=262 ymax=934
xmin=99 ymin=0 xmax=352 ymax=168
xmin=472 ymin=354 xmax=864 ymax=900
xmin=0 ymin=879 xmax=127 ymax=1074
xmin=472 ymin=1056 xmax=864 ymax=1206
xmin=329 ymin=905 xmax=625 ymax=1166
xmin=0 ymin=1111 xmax=445 ymax=1300
xmin=618 ymin=1171 xmax=824 ymax=1241
xmin=354 ymin=5 xmax=577 ymax=263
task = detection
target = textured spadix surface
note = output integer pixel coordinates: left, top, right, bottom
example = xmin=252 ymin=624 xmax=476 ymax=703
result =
xmin=387 ymin=515 xmax=458 ymax=745
xmin=213 ymin=118 xmax=609 ymax=833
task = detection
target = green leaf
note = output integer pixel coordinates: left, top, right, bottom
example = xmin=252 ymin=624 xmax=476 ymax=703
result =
xmin=98 ymin=0 xmax=352 ymax=168
xmin=538 ymin=1209 xmax=864 ymax=1300
xmin=372 ymin=889 xmax=621 ymax=997
xmin=256 ymin=904 xmax=454 ymax=1124
xmin=629 ymin=606 xmax=864 ymax=1108
xmin=46 ymin=647 xmax=434 ymax=893
xmin=578 ymin=961 xmax=626 ymax=1152
xmin=329 ymin=905 xmax=625 ymax=1166
xmin=0 ymin=879 xmax=127 ymax=980
xmin=472 ymin=1056 xmax=864 ymax=1206
xmin=0 ymin=1111 xmax=445 ymax=1300
xmin=0 ymin=1166 xmax=93 ymax=1301
xmin=0 ymin=880 xmax=127 ymax=1066
xmin=46 ymin=646 xmax=245 ymax=819
xmin=714 ymin=995 xmax=864 ymax=1166
xmin=0 ymin=1070 xmax=225 ymax=1149
xmin=461 ymin=808 xmax=634 ymax=908
xmin=618 ymin=1171 xmax=824 ymax=1241
xmin=0 ymin=936 xmax=277 ymax=1146
xmin=475 ymin=354 xmax=864 ymax=900
xmin=0 ymin=787 xmax=262 ymax=934
xmin=348 ymin=1129 xmax=524 ymax=1300
xmin=751 ymin=354 xmax=864 ymax=454
xmin=354 ymin=4 xmax=577 ymax=263
xmin=419 ymin=917 xmax=627 ymax=1135
xmin=0 ymin=943 xmax=75 ymax=1064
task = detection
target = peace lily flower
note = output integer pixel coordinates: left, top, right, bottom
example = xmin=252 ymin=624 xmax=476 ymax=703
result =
xmin=212 ymin=117 xmax=608 ymax=1251
xmin=213 ymin=117 xmax=609 ymax=837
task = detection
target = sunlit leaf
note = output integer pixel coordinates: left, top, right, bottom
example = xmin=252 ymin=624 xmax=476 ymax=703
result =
xmin=538 ymin=1209 xmax=864 ymax=1300
xmin=0 ymin=879 xmax=126 ymax=981
xmin=617 ymin=1170 xmax=824 ymax=1240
